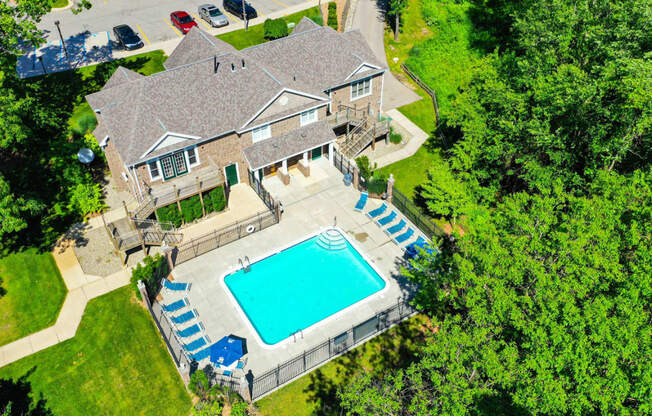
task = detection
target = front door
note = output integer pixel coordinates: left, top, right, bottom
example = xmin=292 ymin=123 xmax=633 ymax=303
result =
xmin=312 ymin=145 xmax=322 ymax=160
xmin=225 ymin=163 xmax=239 ymax=186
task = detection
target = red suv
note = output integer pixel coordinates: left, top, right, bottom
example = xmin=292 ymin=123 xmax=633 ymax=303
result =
xmin=170 ymin=11 xmax=198 ymax=34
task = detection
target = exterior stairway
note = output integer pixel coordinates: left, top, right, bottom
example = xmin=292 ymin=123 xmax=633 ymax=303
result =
xmin=338 ymin=116 xmax=391 ymax=159
xmin=107 ymin=217 xmax=183 ymax=252
xmin=315 ymin=229 xmax=347 ymax=251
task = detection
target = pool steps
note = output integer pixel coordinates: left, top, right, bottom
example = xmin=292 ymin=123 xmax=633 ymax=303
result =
xmin=316 ymin=229 xmax=347 ymax=251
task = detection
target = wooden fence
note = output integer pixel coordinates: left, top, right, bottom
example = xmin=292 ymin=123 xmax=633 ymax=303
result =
xmin=401 ymin=63 xmax=440 ymax=125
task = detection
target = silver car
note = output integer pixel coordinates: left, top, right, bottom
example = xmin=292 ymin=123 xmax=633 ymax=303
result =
xmin=198 ymin=4 xmax=229 ymax=27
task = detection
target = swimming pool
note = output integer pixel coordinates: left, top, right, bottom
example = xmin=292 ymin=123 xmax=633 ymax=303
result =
xmin=224 ymin=229 xmax=387 ymax=346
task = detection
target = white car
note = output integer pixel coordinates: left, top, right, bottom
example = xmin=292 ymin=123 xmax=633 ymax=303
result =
xmin=198 ymin=4 xmax=229 ymax=27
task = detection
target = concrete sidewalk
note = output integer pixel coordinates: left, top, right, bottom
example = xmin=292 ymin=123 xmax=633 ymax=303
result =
xmin=372 ymin=109 xmax=429 ymax=168
xmin=0 ymin=238 xmax=131 ymax=368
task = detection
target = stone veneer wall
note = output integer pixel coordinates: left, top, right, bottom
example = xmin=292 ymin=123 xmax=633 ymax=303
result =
xmin=103 ymin=137 xmax=130 ymax=193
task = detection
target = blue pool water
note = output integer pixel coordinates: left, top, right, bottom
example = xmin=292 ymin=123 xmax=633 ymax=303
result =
xmin=224 ymin=232 xmax=386 ymax=345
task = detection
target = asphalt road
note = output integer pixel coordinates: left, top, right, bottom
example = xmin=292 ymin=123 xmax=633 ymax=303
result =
xmin=39 ymin=0 xmax=309 ymax=44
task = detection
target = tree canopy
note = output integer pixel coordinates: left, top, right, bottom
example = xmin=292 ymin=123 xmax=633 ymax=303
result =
xmin=341 ymin=0 xmax=651 ymax=414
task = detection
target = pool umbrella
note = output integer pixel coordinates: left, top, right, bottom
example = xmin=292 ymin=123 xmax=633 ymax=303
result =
xmin=209 ymin=336 xmax=244 ymax=367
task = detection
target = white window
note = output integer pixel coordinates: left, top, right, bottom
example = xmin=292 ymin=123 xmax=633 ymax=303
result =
xmin=351 ymin=77 xmax=372 ymax=100
xmin=148 ymin=161 xmax=161 ymax=180
xmin=187 ymin=147 xmax=199 ymax=166
xmin=300 ymin=108 xmax=318 ymax=126
xmin=252 ymin=124 xmax=271 ymax=143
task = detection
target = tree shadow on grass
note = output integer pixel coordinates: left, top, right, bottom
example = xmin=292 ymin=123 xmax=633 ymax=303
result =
xmin=0 ymin=368 xmax=53 ymax=416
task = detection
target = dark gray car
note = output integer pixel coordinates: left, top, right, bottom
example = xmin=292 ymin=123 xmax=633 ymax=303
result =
xmin=112 ymin=25 xmax=144 ymax=50
xmin=198 ymin=4 xmax=229 ymax=27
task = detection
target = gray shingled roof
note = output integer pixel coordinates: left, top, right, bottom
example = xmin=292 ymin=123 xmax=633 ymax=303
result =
xmin=242 ymin=120 xmax=336 ymax=170
xmin=243 ymin=21 xmax=385 ymax=91
xmin=86 ymin=19 xmax=384 ymax=167
xmin=164 ymin=27 xmax=236 ymax=70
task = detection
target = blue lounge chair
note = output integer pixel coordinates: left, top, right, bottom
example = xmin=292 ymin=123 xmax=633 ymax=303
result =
xmin=376 ymin=210 xmax=397 ymax=226
xmin=405 ymin=236 xmax=426 ymax=252
xmin=354 ymin=192 xmax=368 ymax=211
xmin=162 ymin=298 xmax=188 ymax=313
xmin=366 ymin=202 xmax=387 ymax=219
xmin=183 ymin=336 xmax=208 ymax=352
xmin=393 ymin=227 xmax=414 ymax=244
xmin=176 ymin=322 xmax=203 ymax=338
xmin=170 ymin=309 xmax=197 ymax=325
xmin=162 ymin=278 xmax=190 ymax=292
xmin=235 ymin=357 xmax=248 ymax=371
xmin=385 ymin=219 xmax=406 ymax=235
xmin=190 ymin=347 xmax=211 ymax=362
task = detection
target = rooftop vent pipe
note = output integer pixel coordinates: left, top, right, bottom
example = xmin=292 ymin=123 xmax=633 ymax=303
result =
xmin=242 ymin=59 xmax=246 ymax=69
xmin=231 ymin=63 xmax=236 ymax=72
xmin=214 ymin=56 xmax=219 ymax=74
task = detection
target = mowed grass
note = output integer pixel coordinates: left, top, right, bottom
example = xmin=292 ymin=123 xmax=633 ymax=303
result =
xmin=377 ymin=145 xmax=443 ymax=198
xmin=69 ymin=50 xmax=168 ymax=136
xmin=255 ymin=315 xmax=430 ymax=415
xmin=217 ymin=6 xmax=323 ymax=50
xmin=0 ymin=286 xmax=192 ymax=415
xmin=0 ymin=249 xmax=67 ymax=346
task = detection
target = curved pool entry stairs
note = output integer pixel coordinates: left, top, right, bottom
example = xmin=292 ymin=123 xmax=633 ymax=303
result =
xmin=316 ymin=229 xmax=347 ymax=251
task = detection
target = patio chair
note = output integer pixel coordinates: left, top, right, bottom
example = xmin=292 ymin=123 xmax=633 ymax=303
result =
xmin=190 ymin=346 xmax=211 ymax=362
xmin=162 ymin=278 xmax=190 ymax=293
xmin=404 ymin=236 xmax=426 ymax=252
xmin=170 ymin=309 xmax=197 ymax=325
xmin=353 ymin=192 xmax=368 ymax=212
xmin=376 ymin=210 xmax=397 ymax=226
xmin=235 ymin=357 xmax=248 ymax=372
xmin=176 ymin=322 xmax=203 ymax=338
xmin=162 ymin=298 xmax=188 ymax=313
xmin=183 ymin=336 xmax=209 ymax=352
xmin=385 ymin=219 xmax=406 ymax=236
xmin=366 ymin=202 xmax=387 ymax=219
xmin=222 ymin=370 xmax=233 ymax=377
xmin=393 ymin=227 xmax=414 ymax=245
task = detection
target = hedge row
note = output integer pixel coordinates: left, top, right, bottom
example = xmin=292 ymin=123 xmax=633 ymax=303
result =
xmin=155 ymin=185 xmax=227 ymax=228
xmin=263 ymin=17 xmax=288 ymax=40
xmin=327 ymin=2 xmax=337 ymax=30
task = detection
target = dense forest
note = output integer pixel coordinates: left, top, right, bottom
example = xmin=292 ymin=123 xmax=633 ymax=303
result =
xmin=341 ymin=0 xmax=651 ymax=414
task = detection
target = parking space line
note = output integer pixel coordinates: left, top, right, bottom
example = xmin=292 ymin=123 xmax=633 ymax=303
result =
xmin=190 ymin=12 xmax=212 ymax=30
xmin=223 ymin=11 xmax=240 ymax=23
xmin=164 ymin=19 xmax=183 ymax=37
xmin=268 ymin=0 xmax=290 ymax=8
xmin=135 ymin=25 xmax=151 ymax=44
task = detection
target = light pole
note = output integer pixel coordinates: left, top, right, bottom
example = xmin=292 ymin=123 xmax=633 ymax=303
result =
xmin=241 ymin=0 xmax=248 ymax=31
xmin=38 ymin=55 xmax=46 ymax=74
xmin=54 ymin=20 xmax=70 ymax=63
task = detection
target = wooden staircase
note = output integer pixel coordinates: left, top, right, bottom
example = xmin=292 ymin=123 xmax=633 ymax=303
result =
xmin=338 ymin=117 xmax=391 ymax=159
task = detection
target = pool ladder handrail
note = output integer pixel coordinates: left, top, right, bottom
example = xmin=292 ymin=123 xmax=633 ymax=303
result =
xmin=292 ymin=329 xmax=304 ymax=343
xmin=239 ymin=256 xmax=251 ymax=273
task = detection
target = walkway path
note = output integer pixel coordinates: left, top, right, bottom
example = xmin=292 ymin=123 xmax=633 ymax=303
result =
xmin=349 ymin=0 xmax=420 ymax=110
xmin=0 ymin=238 xmax=131 ymax=368
xmin=373 ymin=109 xmax=429 ymax=167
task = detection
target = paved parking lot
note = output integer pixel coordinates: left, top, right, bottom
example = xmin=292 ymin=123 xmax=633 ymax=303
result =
xmin=38 ymin=0 xmax=313 ymax=45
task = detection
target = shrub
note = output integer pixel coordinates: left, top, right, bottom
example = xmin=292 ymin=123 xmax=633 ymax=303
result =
xmin=389 ymin=127 xmax=403 ymax=144
xmin=203 ymin=186 xmax=226 ymax=213
xmin=67 ymin=182 xmax=105 ymax=218
xmin=263 ymin=17 xmax=288 ymax=39
xmin=192 ymin=399 xmax=222 ymax=416
xmin=156 ymin=204 xmax=182 ymax=228
xmin=189 ymin=369 xmax=210 ymax=399
xmin=230 ymin=400 xmax=249 ymax=416
xmin=130 ymin=254 xmax=168 ymax=301
xmin=355 ymin=155 xmax=377 ymax=182
xmin=327 ymin=2 xmax=338 ymax=30
xmin=309 ymin=14 xmax=323 ymax=25
xmin=180 ymin=195 xmax=203 ymax=224
xmin=368 ymin=173 xmax=388 ymax=195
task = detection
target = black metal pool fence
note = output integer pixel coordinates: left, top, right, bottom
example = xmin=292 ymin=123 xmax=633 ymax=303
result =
xmin=246 ymin=296 xmax=417 ymax=401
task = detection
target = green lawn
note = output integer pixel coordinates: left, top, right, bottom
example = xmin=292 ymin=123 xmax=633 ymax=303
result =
xmin=0 ymin=249 xmax=67 ymax=346
xmin=217 ymin=6 xmax=323 ymax=50
xmin=377 ymin=145 xmax=443 ymax=198
xmin=0 ymin=286 xmax=191 ymax=415
xmin=50 ymin=0 xmax=68 ymax=8
xmin=255 ymin=315 xmax=430 ymax=415
xmin=69 ymin=50 xmax=168 ymax=136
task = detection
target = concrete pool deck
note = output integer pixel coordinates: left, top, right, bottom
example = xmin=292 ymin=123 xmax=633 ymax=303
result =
xmin=167 ymin=158 xmax=419 ymax=376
